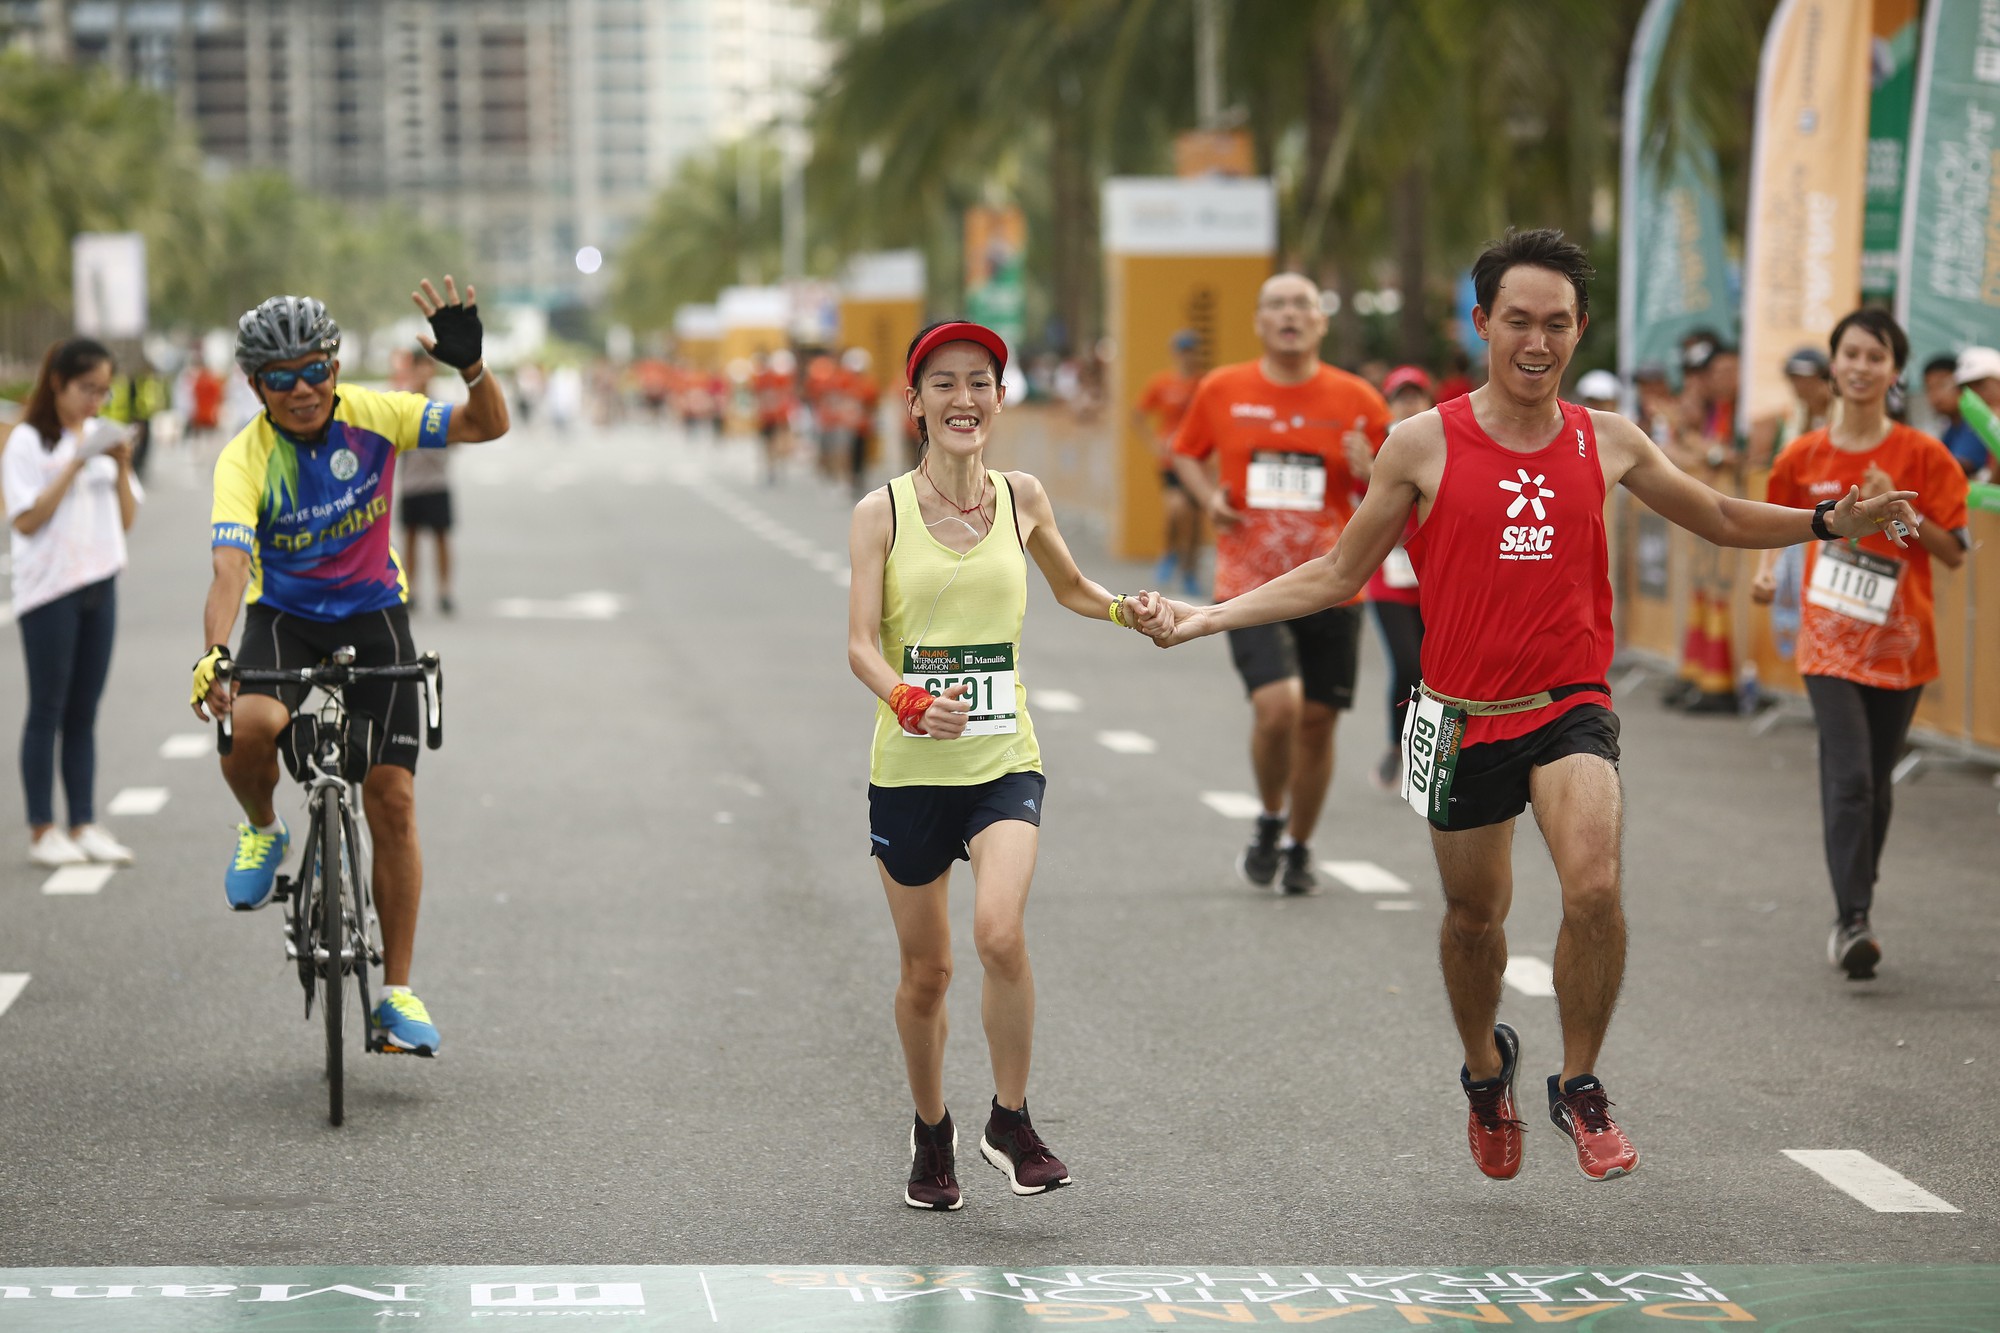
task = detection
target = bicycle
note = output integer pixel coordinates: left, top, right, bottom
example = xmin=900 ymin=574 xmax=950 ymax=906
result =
xmin=215 ymin=647 xmax=443 ymax=1126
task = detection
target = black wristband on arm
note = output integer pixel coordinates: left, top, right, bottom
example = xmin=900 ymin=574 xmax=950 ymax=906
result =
xmin=1810 ymin=499 xmax=1838 ymax=541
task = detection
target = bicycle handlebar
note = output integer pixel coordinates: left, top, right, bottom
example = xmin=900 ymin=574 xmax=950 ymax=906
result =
xmin=215 ymin=650 xmax=443 ymax=757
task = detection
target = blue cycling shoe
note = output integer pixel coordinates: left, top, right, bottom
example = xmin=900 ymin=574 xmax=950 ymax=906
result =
xmin=224 ymin=820 xmax=290 ymax=911
xmin=371 ymin=990 xmax=441 ymax=1057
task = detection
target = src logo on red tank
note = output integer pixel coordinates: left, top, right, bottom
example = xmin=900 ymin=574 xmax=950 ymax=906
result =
xmin=1497 ymin=469 xmax=1556 ymax=561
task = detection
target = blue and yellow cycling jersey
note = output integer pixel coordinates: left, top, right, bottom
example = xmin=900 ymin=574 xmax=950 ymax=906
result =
xmin=211 ymin=386 xmax=451 ymax=621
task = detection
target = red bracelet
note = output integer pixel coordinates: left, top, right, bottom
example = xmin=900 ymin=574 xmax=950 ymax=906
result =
xmin=889 ymin=683 xmax=935 ymax=735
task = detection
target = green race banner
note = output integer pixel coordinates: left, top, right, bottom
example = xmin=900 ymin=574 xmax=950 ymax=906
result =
xmin=1895 ymin=0 xmax=2000 ymax=382
xmin=1 ymin=1265 xmax=1998 ymax=1330
xmin=1862 ymin=0 xmax=1922 ymax=299
xmin=1618 ymin=0 xmax=1736 ymax=390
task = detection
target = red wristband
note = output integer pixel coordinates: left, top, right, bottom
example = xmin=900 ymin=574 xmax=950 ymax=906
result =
xmin=889 ymin=683 xmax=935 ymax=735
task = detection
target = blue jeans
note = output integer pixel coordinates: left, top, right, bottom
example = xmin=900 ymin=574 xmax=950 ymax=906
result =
xmin=17 ymin=576 xmax=117 ymax=828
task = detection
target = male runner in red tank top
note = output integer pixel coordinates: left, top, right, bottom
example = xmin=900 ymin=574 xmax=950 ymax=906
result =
xmin=1152 ymin=230 xmax=1921 ymax=1183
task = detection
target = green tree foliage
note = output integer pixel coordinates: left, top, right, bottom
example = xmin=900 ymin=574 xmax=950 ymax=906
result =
xmin=0 ymin=52 xmax=464 ymax=344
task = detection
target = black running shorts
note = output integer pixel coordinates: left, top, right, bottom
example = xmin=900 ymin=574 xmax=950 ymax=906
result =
xmin=1226 ymin=603 xmax=1363 ymax=710
xmin=399 ymin=489 xmax=454 ymax=532
xmin=235 ymin=602 xmax=424 ymax=774
xmin=868 ymin=771 xmax=1047 ymax=886
xmin=1433 ymin=704 xmax=1620 ymax=832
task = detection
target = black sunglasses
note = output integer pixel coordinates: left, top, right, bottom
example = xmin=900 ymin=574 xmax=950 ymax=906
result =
xmin=259 ymin=360 xmax=334 ymax=393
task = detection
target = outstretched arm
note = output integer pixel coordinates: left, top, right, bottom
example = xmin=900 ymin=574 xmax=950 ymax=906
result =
xmin=1014 ymin=472 xmax=1165 ymax=634
xmin=1155 ymin=423 xmax=1427 ymax=646
xmin=1607 ymin=412 xmax=1918 ymax=548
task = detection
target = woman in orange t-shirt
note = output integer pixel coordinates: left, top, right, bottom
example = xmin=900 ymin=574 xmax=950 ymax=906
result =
xmin=1755 ymin=309 xmax=1970 ymax=981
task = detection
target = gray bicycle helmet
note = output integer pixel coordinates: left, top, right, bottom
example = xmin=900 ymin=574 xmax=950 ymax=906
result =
xmin=234 ymin=295 xmax=341 ymax=375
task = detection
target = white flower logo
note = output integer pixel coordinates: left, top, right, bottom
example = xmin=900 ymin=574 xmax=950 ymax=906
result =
xmin=1498 ymin=468 xmax=1553 ymax=521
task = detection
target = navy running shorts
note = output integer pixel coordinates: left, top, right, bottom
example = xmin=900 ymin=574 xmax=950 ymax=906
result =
xmin=1432 ymin=704 xmax=1620 ymax=832
xmin=867 ymin=771 xmax=1047 ymax=886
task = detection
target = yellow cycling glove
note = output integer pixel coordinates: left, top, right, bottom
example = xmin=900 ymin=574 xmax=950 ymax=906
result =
xmin=191 ymin=644 xmax=232 ymax=708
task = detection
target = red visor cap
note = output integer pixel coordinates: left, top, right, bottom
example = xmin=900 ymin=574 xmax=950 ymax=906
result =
xmin=905 ymin=322 xmax=1009 ymax=386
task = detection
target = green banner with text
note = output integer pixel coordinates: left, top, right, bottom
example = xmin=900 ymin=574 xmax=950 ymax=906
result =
xmin=1894 ymin=0 xmax=2000 ymax=382
xmin=3 ymin=1265 xmax=2000 ymax=1329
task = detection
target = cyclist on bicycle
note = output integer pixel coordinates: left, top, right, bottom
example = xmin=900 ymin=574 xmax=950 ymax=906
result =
xmin=190 ymin=276 xmax=508 ymax=1056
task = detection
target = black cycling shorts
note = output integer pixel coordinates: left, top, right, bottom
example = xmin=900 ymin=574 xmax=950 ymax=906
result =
xmin=1433 ymin=703 xmax=1620 ymax=832
xmin=236 ymin=602 xmax=424 ymax=774
xmin=1226 ymin=603 xmax=1363 ymax=710
xmin=868 ymin=771 xmax=1046 ymax=886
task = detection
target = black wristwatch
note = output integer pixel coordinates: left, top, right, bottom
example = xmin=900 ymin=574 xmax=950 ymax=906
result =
xmin=1811 ymin=498 xmax=1839 ymax=541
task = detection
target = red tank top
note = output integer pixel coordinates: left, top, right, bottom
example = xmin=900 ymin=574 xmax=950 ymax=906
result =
xmin=1404 ymin=396 xmax=1614 ymax=746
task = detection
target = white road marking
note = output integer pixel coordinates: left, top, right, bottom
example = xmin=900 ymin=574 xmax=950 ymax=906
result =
xmin=811 ymin=552 xmax=842 ymax=573
xmin=1321 ymin=860 xmax=1411 ymax=893
xmin=698 ymin=1272 xmax=719 ymax=1323
xmin=1030 ymin=689 xmax=1083 ymax=713
xmin=107 ymin=787 xmax=171 ymax=816
xmin=0 ymin=600 xmax=11 ymax=626
xmin=1096 ymin=730 xmax=1158 ymax=755
xmin=1503 ymin=956 xmax=1557 ymax=997
xmin=1200 ymin=790 xmax=1266 ymax=820
xmin=1782 ymin=1150 xmax=1960 ymax=1213
xmin=160 ymin=734 xmax=212 ymax=759
xmin=1375 ymin=900 xmax=1419 ymax=912
xmin=0 ymin=973 xmax=26 ymax=1019
xmin=494 ymin=590 xmax=625 ymax=621
xmin=43 ymin=865 xmax=116 ymax=895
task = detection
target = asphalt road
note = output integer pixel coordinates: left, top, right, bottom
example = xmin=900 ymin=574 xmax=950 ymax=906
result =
xmin=1 ymin=415 xmax=1996 ymax=1273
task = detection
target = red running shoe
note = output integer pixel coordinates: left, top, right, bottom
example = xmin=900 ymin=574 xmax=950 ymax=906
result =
xmin=904 ymin=1111 xmax=963 ymax=1211
xmin=1547 ymin=1074 xmax=1639 ymax=1180
xmin=1460 ymin=1022 xmax=1525 ymax=1180
xmin=979 ymin=1099 xmax=1071 ymax=1195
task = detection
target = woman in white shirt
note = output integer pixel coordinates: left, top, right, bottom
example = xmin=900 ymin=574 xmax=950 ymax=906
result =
xmin=4 ymin=338 xmax=143 ymax=865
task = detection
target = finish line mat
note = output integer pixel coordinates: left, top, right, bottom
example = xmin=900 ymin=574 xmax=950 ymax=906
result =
xmin=0 ymin=1265 xmax=1995 ymax=1330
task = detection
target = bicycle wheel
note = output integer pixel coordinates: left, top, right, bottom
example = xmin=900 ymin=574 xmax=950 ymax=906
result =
xmin=318 ymin=791 xmax=346 ymax=1127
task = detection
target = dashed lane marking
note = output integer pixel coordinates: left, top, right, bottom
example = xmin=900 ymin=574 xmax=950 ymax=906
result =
xmin=160 ymin=733 xmax=212 ymax=759
xmin=1096 ymin=730 xmax=1158 ymax=755
xmin=1321 ymin=860 xmax=1410 ymax=893
xmin=1503 ymin=956 xmax=1557 ymax=997
xmin=1029 ymin=689 xmax=1083 ymax=713
xmin=0 ymin=973 xmax=26 ymax=1018
xmin=1375 ymin=900 xmax=1420 ymax=912
xmin=1783 ymin=1149 xmax=1960 ymax=1213
xmin=107 ymin=786 xmax=170 ymax=815
xmin=1200 ymin=790 xmax=1266 ymax=819
xmin=42 ymin=865 xmax=115 ymax=896
xmin=494 ymin=591 xmax=625 ymax=621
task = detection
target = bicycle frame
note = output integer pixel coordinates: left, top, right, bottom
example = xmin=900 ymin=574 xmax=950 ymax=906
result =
xmin=214 ymin=647 xmax=441 ymax=1125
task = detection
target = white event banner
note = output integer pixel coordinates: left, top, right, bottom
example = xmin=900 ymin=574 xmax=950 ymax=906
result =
xmin=1102 ymin=177 xmax=1277 ymax=256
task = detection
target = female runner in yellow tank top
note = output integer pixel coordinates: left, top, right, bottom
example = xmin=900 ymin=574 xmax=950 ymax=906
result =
xmin=847 ymin=321 xmax=1166 ymax=1211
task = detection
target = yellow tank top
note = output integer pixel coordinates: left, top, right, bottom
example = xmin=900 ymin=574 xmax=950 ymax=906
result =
xmin=869 ymin=471 xmax=1042 ymax=787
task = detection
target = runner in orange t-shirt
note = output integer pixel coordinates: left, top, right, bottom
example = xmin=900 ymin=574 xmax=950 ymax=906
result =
xmin=1132 ymin=330 xmax=1208 ymax=595
xmin=1171 ymin=273 xmax=1389 ymax=895
xmin=1755 ymin=309 xmax=1970 ymax=980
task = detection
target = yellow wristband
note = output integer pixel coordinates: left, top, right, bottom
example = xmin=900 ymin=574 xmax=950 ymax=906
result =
xmin=1109 ymin=593 xmax=1128 ymax=628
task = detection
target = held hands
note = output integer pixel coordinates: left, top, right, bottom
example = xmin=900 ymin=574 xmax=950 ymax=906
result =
xmin=1828 ymin=483 xmax=1921 ymax=547
xmin=411 ymin=275 xmax=483 ymax=371
xmin=1146 ymin=597 xmax=1211 ymax=648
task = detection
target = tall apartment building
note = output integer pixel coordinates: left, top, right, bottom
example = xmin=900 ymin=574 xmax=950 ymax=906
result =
xmin=0 ymin=0 xmax=828 ymax=304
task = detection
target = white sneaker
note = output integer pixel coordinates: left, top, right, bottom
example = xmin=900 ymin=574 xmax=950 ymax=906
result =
xmin=72 ymin=825 xmax=134 ymax=865
xmin=29 ymin=828 xmax=88 ymax=866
